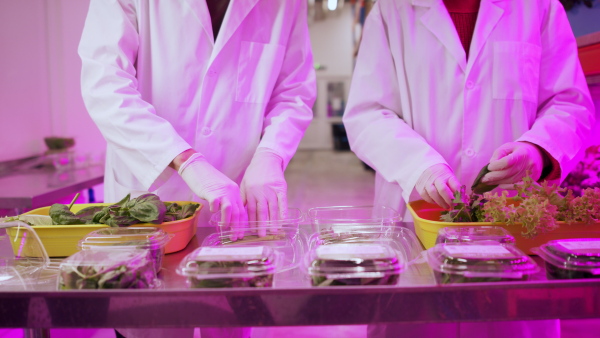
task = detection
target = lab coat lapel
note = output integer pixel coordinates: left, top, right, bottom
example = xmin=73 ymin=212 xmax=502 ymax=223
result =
xmin=466 ymin=0 xmax=504 ymax=73
xmin=211 ymin=0 xmax=260 ymax=63
xmin=182 ymin=0 xmax=214 ymax=45
xmin=415 ymin=0 xmax=467 ymax=72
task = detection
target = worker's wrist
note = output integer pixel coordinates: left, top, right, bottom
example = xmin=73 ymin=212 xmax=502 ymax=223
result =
xmin=170 ymin=149 xmax=197 ymax=171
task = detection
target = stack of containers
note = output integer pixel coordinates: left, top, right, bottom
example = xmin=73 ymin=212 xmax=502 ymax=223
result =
xmin=304 ymin=206 xmax=420 ymax=287
xmin=177 ymin=208 xmax=305 ymax=288
xmin=533 ymin=238 xmax=600 ymax=280
xmin=435 ymin=226 xmax=516 ymax=245
xmin=56 ymin=227 xmax=169 ymax=290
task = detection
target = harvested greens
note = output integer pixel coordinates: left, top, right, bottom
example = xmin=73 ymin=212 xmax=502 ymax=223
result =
xmin=49 ymin=194 xmax=199 ymax=227
xmin=58 ymin=249 xmax=157 ymax=289
xmin=441 ymin=173 xmax=600 ymax=238
xmin=427 ymin=243 xmax=539 ymax=284
xmin=535 ymin=239 xmax=600 ymax=280
xmin=308 ymin=243 xmax=401 ymax=287
xmin=178 ymin=246 xmax=276 ymax=288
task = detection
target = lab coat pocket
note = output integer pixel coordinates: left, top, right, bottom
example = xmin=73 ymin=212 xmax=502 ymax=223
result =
xmin=236 ymin=41 xmax=285 ymax=104
xmin=492 ymin=42 xmax=541 ymax=103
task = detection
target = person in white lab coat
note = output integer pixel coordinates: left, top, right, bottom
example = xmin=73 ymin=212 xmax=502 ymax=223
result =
xmin=79 ymin=0 xmax=316 ymax=230
xmin=343 ymin=0 xmax=594 ymax=337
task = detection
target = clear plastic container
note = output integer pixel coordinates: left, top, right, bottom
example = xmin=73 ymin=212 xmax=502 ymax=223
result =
xmin=305 ymin=243 xmax=403 ymax=287
xmin=58 ymin=249 xmax=158 ymax=289
xmin=532 ymin=239 xmax=600 ymax=280
xmin=427 ymin=242 xmax=539 ymax=284
xmin=209 ymin=208 xmax=303 ymax=232
xmin=202 ymin=226 xmax=307 ymax=273
xmin=79 ymin=227 xmax=171 ymax=272
xmin=177 ymin=246 xmax=280 ymax=288
xmin=435 ymin=226 xmax=516 ymax=245
xmin=308 ymin=225 xmax=423 ymax=262
xmin=0 ymin=222 xmax=50 ymax=290
xmin=307 ymin=206 xmax=401 ymax=232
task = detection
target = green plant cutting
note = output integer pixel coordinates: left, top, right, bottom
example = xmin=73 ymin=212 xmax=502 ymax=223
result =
xmin=440 ymin=169 xmax=600 ymax=238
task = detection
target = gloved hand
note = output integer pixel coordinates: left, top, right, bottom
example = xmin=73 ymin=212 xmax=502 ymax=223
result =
xmin=481 ymin=142 xmax=544 ymax=189
xmin=415 ymin=163 xmax=461 ymax=209
xmin=178 ymin=153 xmax=247 ymax=238
xmin=240 ymin=149 xmax=287 ymax=237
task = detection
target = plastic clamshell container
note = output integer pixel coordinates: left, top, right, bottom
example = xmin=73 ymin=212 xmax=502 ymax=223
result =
xmin=0 ymin=222 xmax=50 ymax=290
xmin=436 ymin=226 xmax=516 ymax=245
xmin=79 ymin=227 xmax=171 ymax=273
xmin=177 ymin=246 xmax=280 ymax=288
xmin=427 ymin=242 xmax=539 ymax=284
xmin=308 ymin=225 xmax=423 ymax=262
xmin=532 ymin=238 xmax=600 ymax=280
xmin=307 ymin=206 xmax=401 ymax=233
xmin=306 ymin=243 xmax=402 ymax=287
xmin=58 ymin=249 xmax=158 ymax=289
xmin=209 ymin=208 xmax=303 ymax=232
xmin=8 ymin=202 xmax=200 ymax=257
xmin=408 ymin=200 xmax=600 ymax=254
xmin=202 ymin=226 xmax=307 ymax=273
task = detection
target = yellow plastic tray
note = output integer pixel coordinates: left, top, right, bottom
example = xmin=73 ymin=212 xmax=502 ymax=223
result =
xmin=408 ymin=200 xmax=600 ymax=254
xmin=7 ymin=202 xmax=201 ymax=257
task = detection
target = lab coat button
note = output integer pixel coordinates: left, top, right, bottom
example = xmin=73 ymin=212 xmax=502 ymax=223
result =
xmin=466 ymin=81 xmax=474 ymax=89
xmin=465 ymin=148 xmax=475 ymax=157
xmin=201 ymin=127 xmax=212 ymax=136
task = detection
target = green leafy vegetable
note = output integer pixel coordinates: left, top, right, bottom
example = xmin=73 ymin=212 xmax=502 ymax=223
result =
xmin=188 ymin=260 xmax=274 ymax=288
xmin=48 ymin=194 xmax=199 ymax=227
xmin=310 ymin=258 xmax=400 ymax=286
xmin=471 ymin=164 xmax=498 ymax=195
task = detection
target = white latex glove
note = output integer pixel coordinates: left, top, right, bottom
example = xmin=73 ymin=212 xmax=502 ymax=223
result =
xmin=415 ymin=163 xmax=461 ymax=209
xmin=178 ymin=153 xmax=247 ymax=238
xmin=482 ymin=142 xmax=544 ymax=189
xmin=240 ymin=149 xmax=287 ymax=237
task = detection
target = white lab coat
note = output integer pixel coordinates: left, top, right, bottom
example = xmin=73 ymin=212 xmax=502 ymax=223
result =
xmin=343 ymin=0 xmax=595 ymax=218
xmin=79 ymin=0 xmax=316 ymax=225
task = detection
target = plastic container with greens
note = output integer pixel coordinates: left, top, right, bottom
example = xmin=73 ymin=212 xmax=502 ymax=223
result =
xmin=177 ymin=246 xmax=280 ymax=288
xmin=79 ymin=227 xmax=171 ymax=272
xmin=427 ymin=242 xmax=539 ymax=284
xmin=58 ymin=249 xmax=158 ymax=289
xmin=305 ymin=243 xmax=402 ymax=287
xmin=532 ymin=238 xmax=600 ymax=280
xmin=435 ymin=226 xmax=516 ymax=245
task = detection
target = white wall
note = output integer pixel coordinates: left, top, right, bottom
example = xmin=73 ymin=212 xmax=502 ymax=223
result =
xmin=0 ymin=0 xmax=105 ymax=163
xmin=300 ymin=5 xmax=354 ymax=149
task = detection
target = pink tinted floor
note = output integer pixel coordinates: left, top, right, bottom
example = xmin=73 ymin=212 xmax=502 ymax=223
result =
xmin=3 ymin=151 xmax=600 ymax=337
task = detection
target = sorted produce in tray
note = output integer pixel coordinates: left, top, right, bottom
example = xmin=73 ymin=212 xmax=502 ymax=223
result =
xmin=58 ymin=249 xmax=158 ymax=289
xmin=79 ymin=227 xmax=171 ymax=273
xmin=307 ymin=243 xmax=401 ymax=287
xmin=178 ymin=246 xmax=277 ymax=288
xmin=533 ymin=239 xmax=600 ymax=280
xmin=427 ymin=242 xmax=539 ymax=284
xmin=49 ymin=193 xmax=200 ymax=227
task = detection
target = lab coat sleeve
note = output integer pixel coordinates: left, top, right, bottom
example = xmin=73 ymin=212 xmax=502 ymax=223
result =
xmin=257 ymin=0 xmax=316 ymax=169
xmin=343 ymin=2 xmax=448 ymax=202
xmin=78 ymin=0 xmax=191 ymax=191
xmin=517 ymin=0 xmax=595 ymax=182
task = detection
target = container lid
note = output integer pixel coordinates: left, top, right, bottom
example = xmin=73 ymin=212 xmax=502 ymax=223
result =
xmin=78 ymin=227 xmax=171 ymax=250
xmin=534 ymin=239 xmax=600 ymax=274
xmin=436 ymin=226 xmax=516 ymax=245
xmin=306 ymin=243 xmax=403 ymax=276
xmin=209 ymin=208 xmax=303 ymax=231
xmin=201 ymin=226 xmax=306 ymax=273
xmin=0 ymin=222 xmax=50 ymax=290
xmin=58 ymin=249 xmax=157 ymax=289
xmin=307 ymin=206 xmax=401 ymax=228
xmin=427 ymin=242 xmax=539 ymax=278
xmin=177 ymin=246 xmax=279 ymax=278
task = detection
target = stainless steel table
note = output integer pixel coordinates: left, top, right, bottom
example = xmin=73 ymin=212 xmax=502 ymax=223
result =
xmin=1 ymin=225 xmax=600 ymax=330
xmin=0 ymin=166 xmax=104 ymax=214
